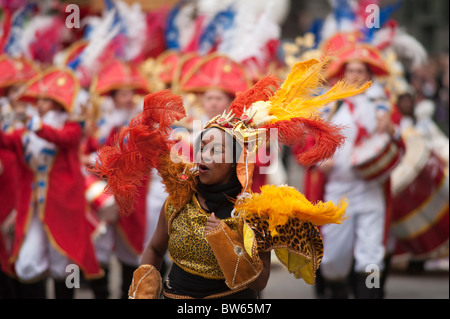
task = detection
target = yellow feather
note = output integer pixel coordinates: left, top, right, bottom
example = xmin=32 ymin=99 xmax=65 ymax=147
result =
xmin=235 ymin=185 xmax=348 ymax=236
xmin=301 ymin=80 xmax=373 ymax=109
xmin=265 ymin=58 xmax=371 ymax=124
xmin=270 ymin=59 xmax=326 ymax=107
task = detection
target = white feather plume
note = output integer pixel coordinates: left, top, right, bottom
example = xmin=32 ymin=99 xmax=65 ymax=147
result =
xmin=219 ymin=0 xmax=281 ymax=68
xmin=19 ymin=14 xmax=54 ymax=60
xmin=80 ymin=9 xmax=120 ymax=74
xmin=114 ymin=0 xmax=147 ymax=61
xmin=390 ymin=28 xmax=428 ymax=71
xmin=174 ymin=2 xmax=197 ymax=51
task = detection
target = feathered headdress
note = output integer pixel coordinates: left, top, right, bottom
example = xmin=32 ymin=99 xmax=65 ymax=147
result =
xmin=205 ymin=58 xmax=371 ymax=192
xmin=92 ymin=58 xmax=370 ymax=215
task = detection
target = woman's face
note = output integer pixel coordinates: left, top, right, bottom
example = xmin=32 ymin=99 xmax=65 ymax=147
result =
xmin=201 ymin=89 xmax=233 ymax=120
xmin=196 ymin=128 xmax=235 ymax=186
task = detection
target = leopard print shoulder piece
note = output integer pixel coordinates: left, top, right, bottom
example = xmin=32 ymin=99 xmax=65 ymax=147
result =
xmin=244 ymin=215 xmax=323 ymax=284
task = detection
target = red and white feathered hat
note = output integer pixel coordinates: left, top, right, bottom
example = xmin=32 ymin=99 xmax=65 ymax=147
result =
xmin=325 ymin=43 xmax=390 ymax=80
xmin=0 ymin=54 xmax=38 ymax=96
xmin=18 ymin=67 xmax=80 ymax=113
xmin=91 ymin=59 xmax=151 ymax=96
xmin=155 ymin=50 xmax=182 ymax=86
xmin=172 ymin=52 xmax=202 ymax=92
xmin=179 ymin=53 xmax=252 ymax=96
xmin=320 ymin=31 xmax=365 ymax=57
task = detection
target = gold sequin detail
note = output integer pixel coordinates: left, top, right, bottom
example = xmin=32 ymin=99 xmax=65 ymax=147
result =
xmin=166 ymin=195 xmax=241 ymax=279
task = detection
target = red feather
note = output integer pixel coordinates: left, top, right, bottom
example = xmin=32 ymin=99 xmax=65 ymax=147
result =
xmin=90 ymin=90 xmax=186 ymax=215
xmin=263 ymin=117 xmax=345 ymax=168
xmin=229 ymin=74 xmax=280 ymax=117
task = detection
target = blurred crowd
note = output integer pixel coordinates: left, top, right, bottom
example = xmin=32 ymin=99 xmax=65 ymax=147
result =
xmin=409 ymin=52 xmax=449 ymax=136
xmin=0 ymin=0 xmax=448 ymax=299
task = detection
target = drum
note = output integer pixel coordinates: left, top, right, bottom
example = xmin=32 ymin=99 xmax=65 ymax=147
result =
xmin=85 ymin=174 xmax=118 ymax=222
xmin=351 ymin=133 xmax=403 ymax=182
xmin=390 ymin=129 xmax=449 ymax=257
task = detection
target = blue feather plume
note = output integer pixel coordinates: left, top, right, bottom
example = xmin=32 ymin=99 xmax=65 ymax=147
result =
xmin=164 ymin=0 xmax=191 ymax=50
xmin=362 ymin=0 xmax=403 ymax=42
xmin=4 ymin=4 xmax=36 ymax=56
xmin=333 ymin=0 xmax=355 ymax=29
xmin=198 ymin=5 xmax=235 ymax=55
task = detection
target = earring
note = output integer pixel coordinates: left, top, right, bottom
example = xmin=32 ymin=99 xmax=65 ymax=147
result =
xmin=180 ymin=165 xmax=188 ymax=181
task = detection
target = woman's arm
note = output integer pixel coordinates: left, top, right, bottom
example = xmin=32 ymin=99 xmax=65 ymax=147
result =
xmin=205 ymin=213 xmax=271 ymax=292
xmin=141 ymin=201 xmax=169 ymax=271
xmin=247 ymin=251 xmax=271 ymax=292
xmin=128 ymin=202 xmax=169 ymax=299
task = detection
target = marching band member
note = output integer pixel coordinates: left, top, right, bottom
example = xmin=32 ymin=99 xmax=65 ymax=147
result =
xmin=0 ymin=68 xmax=103 ymax=298
xmin=84 ymin=59 xmax=163 ymax=298
xmin=0 ymin=55 xmax=37 ymax=298
xmin=317 ymin=43 xmax=405 ymax=299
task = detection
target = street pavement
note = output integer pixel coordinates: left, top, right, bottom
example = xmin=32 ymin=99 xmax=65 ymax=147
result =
xmin=263 ymin=256 xmax=449 ymax=299
xmin=50 ymin=254 xmax=448 ymax=299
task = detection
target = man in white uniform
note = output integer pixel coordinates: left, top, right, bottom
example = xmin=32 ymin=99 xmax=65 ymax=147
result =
xmin=318 ymin=49 xmax=404 ymax=299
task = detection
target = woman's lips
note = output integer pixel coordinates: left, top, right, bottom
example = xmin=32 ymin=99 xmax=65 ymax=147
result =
xmin=198 ymin=164 xmax=210 ymax=173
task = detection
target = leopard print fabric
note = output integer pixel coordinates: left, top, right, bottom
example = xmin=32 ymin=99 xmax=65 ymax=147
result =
xmin=244 ymin=215 xmax=324 ymax=273
xmin=165 ymin=195 xmax=241 ymax=279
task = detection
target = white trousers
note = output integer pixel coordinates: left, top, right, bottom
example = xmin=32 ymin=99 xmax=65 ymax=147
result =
xmin=320 ymin=193 xmax=386 ymax=280
xmin=92 ymin=223 xmax=140 ymax=267
xmin=15 ymin=212 xmax=72 ymax=281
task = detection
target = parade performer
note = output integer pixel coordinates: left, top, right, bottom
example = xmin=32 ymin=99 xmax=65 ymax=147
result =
xmin=0 ymin=54 xmax=38 ymax=298
xmin=317 ymin=43 xmax=406 ymax=299
xmin=84 ymin=58 xmax=166 ymax=299
xmin=92 ymin=58 xmax=371 ymax=299
xmin=0 ymin=68 xmax=103 ymax=298
xmin=0 ymin=55 xmax=38 ymax=131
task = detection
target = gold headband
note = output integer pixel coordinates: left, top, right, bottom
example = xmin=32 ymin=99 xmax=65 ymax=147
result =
xmin=203 ymin=109 xmax=266 ymax=153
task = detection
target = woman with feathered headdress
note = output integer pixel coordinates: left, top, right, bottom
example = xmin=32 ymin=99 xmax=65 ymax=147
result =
xmin=92 ymin=58 xmax=370 ymax=299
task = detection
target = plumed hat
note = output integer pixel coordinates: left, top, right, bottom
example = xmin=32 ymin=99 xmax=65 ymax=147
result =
xmin=325 ymin=43 xmax=390 ymax=80
xmin=0 ymin=54 xmax=38 ymax=95
xmin=179 ymin=53 xmax=252 ymax=96
xmin=91 ymin=59 xmax=151 ymax=96
xmin=18 ymin=67 xmax=80 ymax=113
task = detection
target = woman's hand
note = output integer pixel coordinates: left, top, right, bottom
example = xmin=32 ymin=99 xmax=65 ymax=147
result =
xmin=205 ymin=213 xmax=221 ymax=232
